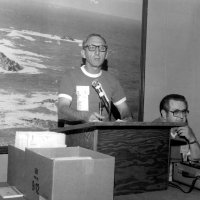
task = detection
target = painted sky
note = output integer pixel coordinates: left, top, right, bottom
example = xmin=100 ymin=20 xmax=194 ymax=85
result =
xmin=26 ymin=0 xmax=143 ymax=20
xmin=52 ymin=0 xmax=142 ymax=20
xmin=1 ymin=0 xmax=142 ymax=20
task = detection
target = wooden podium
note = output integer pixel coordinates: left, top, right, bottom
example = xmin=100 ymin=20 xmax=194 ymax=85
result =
xmin=53 ymin=121 xmax=185 ymax=196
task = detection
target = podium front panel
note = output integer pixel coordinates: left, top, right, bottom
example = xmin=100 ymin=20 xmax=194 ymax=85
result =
xmin=54 ymin=122 xmax=184 ymax=196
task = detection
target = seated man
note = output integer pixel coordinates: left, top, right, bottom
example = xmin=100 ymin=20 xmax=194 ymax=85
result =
xmin=154 ymin=94 xmax=200 ymax=161
xmin=57 ymin=33 xmax=132 ymax=126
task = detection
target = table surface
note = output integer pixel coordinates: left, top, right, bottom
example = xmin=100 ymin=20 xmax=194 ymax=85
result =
xmin=115 ymin=184 xmax=200 ymax=200
xmin=1 ymin=182 xmax=199 ymax=200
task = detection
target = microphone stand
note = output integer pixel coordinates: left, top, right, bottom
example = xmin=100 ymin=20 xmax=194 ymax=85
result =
xmin=92 ymin=80 xmax=111 ymax=121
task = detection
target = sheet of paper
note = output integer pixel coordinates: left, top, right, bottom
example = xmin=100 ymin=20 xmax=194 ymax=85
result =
xmin=15 ymin=131 xmax=66 ymax=150
xmin=0 ymin=186 xmax=23 ymax=199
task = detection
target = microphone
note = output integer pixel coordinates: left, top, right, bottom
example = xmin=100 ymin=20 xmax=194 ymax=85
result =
xmin=92 ymin=80 xmax=110 ymax=114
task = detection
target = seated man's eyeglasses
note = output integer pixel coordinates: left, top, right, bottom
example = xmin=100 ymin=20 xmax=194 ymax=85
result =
xmin=168 ymin=109 xmax=189 ymax=117
xmin=84 ymin=45 xmax=108 ymax=52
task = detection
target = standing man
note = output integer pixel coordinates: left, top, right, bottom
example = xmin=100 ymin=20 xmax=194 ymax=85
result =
xmin=57 ymin=33 xmax=132 ymax=126
xmin=154 ymin=94 xmax=200 ymax=161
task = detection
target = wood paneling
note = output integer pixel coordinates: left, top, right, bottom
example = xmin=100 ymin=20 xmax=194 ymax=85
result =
xmin=53 ymin=122 xmax=185 ymax=195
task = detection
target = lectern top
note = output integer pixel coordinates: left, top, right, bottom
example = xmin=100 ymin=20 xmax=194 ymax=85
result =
xmin=52 ymin=121 xmax=186 ymax=133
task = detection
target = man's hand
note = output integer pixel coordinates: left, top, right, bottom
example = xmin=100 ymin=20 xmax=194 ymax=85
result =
xmin=117 ymin=117 xmax=133 ymax=122
xmin=176 ymin=126 xmax=200 ymax=161
xmin=88 ymin=112 xmax=105 ymax=122
xmin=176 ymin=126 xmax=196 ymax=142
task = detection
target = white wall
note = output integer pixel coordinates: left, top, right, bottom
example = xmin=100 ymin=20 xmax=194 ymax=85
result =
xmin=144 ymin=0 xmax=200 ymax=140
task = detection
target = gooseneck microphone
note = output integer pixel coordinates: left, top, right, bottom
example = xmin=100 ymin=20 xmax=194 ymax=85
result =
xmin=91 ymin=80 xmax=110 ymax=116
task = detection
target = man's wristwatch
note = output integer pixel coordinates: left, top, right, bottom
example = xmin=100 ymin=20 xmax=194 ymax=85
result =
xmin=189 ymin=140 xmax=197 ymax=144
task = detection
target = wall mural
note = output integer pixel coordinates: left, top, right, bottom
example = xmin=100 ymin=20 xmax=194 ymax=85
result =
xmin=0 ymin=0 xmax=143 ymax=136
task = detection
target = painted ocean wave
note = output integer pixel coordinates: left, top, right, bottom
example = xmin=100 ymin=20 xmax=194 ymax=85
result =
xmin=0 ymin=27 xmax=84 ymax=130
xmin=0 ymin=27 xmax=82 ymax=74
xmin=0 ymin=89 xmax=58 ymax=129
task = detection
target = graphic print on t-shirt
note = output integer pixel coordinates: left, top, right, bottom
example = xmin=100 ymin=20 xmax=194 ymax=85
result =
xmin=76 ymin=86 xmax=90 ymax=111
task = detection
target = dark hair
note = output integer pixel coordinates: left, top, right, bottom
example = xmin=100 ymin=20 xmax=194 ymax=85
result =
xmin=82 ymin=33 xmax=107 ymax=48
xmin=159 ymin=94 xmax=188 ymax=114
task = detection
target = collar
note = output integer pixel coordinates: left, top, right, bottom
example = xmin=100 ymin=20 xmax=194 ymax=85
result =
xmin=81 ymin=65 xmax=102 ymax=78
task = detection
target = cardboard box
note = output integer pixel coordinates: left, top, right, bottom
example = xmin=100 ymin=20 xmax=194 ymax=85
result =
xmin=8 ymin=146 xmax=115 ymax=200
xmin=7 ymin=146 xmax=26 ymax=194
xmin=8 ymin=130 xmax=67 ymax=195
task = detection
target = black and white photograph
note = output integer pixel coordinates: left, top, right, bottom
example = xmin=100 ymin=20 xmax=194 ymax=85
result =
xmin=1 ymin=0 xmax=200 ymax=199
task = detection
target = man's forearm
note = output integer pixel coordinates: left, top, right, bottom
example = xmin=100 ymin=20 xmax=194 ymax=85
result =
xmin=120 ymin=109 xmax=133 ymax=121
xmin=116 ymin=102 xmax=133 ymax=121
xmin=59 ymin=105 xmax=89 ymax=122
xmin=187 ymin=128 xmax=200 ymax=161
xmin=189 ymin=141 xmax=200 ymax=161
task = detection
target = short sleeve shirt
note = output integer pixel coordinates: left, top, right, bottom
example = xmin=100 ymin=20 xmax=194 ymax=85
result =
xmin=58 ymin=66 xmax=127 ymax=119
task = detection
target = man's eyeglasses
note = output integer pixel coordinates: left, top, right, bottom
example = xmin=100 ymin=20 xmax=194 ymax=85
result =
xmin=84 ymin=45 xmax=107 ymax=52
xmin=168 ymin=109 xmax=189 ymax=117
